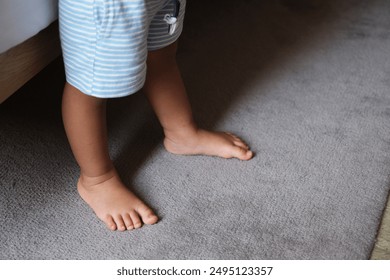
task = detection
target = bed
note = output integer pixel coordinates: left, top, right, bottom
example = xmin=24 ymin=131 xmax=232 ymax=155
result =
xmin=0 ymin=0 xmax=60 ymax=104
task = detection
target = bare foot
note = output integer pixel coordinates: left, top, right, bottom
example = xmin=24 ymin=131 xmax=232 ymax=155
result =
xmin=77 ymin=169 xmax=158 ymax=231
xmin=164 ymin=129 xmax=253 ymax=160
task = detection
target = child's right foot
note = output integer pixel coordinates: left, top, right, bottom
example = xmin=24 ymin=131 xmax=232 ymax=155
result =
xmin=77 ymin=169 xmax=158 ymax=231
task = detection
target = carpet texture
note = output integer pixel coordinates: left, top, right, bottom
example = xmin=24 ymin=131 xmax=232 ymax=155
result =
xmin=1 ymin=0 xmax=390 ymax=259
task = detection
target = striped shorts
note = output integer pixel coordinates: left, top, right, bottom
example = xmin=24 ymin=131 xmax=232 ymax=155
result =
xmin=59 ymin=0 xmax=186 ymax=98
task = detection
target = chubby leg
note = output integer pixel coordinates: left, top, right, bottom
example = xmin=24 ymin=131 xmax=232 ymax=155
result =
xmin=62 ymin=83 xmax=158 ymax=231
xmin=143 ymin=43 xmax=253 ymax=160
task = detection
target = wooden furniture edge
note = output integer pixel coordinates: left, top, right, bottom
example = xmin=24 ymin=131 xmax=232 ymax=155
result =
xmin=0 ymin=21 xmax=61 ymax=104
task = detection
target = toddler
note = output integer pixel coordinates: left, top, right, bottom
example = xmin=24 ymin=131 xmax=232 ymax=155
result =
xmin=59 ymin=0 xmax=253 ymax=231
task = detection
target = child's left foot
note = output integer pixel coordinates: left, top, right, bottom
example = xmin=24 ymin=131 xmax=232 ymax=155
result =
xmin=164 ymin=129 xmax=253 ymax=160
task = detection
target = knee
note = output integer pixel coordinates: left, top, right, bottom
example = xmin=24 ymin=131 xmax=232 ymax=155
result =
xmin=63 ymin=82 xmax=107 ymax=106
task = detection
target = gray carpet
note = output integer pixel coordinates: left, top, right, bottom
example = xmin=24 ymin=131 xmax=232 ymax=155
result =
xmin=1 ymin=0 xmax=390 ymax=259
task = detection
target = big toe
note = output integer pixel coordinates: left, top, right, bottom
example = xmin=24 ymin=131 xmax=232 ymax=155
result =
xmin=231 ymin=146 xmax=253 ymax=160
xmin=138 ymin=206 xmax=159 ymax=225
xmin=145 ymin=214 xmax=159 ymax=225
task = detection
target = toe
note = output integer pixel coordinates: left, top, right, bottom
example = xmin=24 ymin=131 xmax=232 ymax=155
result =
xmin=145 ymin=214 xmax=159 ymax=225
xmin=114 ymin=215 xmax=127 ymax=232
xmin=225 ymin=133 xmax=249 ymax=147
xmin=104 ymin=215 xmax=117 ymax=231
xmin=232 ymin=146 xmax=253 ymax=160
xmin=137 ymin=206 xmax=158 ymax=225
xmin=233 ymin=139 xmax=249 ymax=149
xmin=225 ymin=132 xmax=239 ymax=139
xmin=226 ymin=132 xmax=245 ymax=142
xmin=123 ymin=213 xmax=134 ymax=230
xmin=243 ymin=149 xmax=254 ymax=160
xmin=130 ymin=210 xmax=143 ymax=229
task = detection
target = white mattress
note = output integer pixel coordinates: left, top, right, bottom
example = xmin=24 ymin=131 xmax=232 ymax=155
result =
xmin=0 ymin=0 xmax=58 ymax=53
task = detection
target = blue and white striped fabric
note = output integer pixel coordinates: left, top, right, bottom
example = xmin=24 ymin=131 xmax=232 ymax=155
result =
xmin=59 ymin=0 xmax=186 ymax=98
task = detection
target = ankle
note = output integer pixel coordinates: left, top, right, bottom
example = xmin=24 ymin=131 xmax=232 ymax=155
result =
xmin=79 ymin=168 xmax=118 ymax=189
xmin=163 ymin=121 xmax=199 ymax=142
